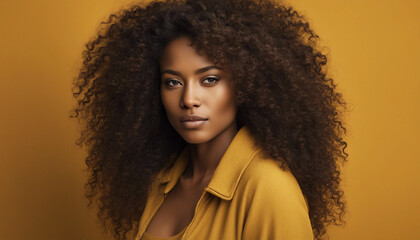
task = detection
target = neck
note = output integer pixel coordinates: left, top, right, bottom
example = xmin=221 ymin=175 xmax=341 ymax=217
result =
xmin=183 ymin=121 xmax=238 ymax=183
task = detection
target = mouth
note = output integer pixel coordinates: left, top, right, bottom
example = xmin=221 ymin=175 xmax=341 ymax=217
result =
xmin=180 ymin=115 xmax=208 ymax=122
xmin=181 ymin=116 xmax=208 ymax=129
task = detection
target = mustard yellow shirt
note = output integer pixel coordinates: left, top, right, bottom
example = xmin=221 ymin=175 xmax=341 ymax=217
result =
xmin=134 ymin=126 xmax=314 ymax=240
xmin=141 ymin=226 xmax=186 ymax=240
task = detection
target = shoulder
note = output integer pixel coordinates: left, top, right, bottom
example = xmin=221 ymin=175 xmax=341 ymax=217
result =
xmin=237 ymin=149 xmax=309 ymax=212
xmin=237 ymin=149 xmax=314 ymax=239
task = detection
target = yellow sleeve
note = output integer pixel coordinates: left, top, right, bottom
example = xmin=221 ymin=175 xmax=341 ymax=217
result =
xmin=241 ymin=167 xmax=314 ymax=240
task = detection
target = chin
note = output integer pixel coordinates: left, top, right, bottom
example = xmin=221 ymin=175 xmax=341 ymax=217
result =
xmin=177 ymin=129 xmax=212 ymax=144
xmin=184 ymin=138 xmax=206 ymax=144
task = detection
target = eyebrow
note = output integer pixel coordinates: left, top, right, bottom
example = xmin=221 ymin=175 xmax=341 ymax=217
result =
xmin=161 ymin=65 xmax=222 ymax=77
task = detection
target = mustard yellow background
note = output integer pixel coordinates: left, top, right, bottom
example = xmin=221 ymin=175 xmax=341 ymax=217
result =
xmin=1 ymin=0 xmax=419 ymax=239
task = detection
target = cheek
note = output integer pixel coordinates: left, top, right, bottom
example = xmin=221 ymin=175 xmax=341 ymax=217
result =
xmin=211 ymin=87 xmax=237 ymax=117
xmin=161 ymin=91 xmax=178 ymax=118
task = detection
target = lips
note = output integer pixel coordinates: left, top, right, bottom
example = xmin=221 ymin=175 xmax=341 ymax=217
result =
xmin=180 ymin=115 xmax=208 ymax=122
xmin=180 ymin=115 xmax=208 ymax=129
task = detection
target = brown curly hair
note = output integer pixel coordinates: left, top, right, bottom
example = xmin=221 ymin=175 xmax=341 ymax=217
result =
xmin=70 ymin=0 xmax=349 ymax=239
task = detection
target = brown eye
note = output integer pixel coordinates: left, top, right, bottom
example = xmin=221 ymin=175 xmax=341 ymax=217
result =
xmin=166 ymin=79 xmax=182 ymax=87
xmin=202 ymin=77 xmax=219 ymax=85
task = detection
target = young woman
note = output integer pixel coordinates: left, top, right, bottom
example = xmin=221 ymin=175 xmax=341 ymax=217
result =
xmin=71 ymin=0 xmax=348 ymax=239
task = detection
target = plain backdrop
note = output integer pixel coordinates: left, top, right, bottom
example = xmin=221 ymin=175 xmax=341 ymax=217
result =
xmin=0 ymin=0 xmax=419 ymax=239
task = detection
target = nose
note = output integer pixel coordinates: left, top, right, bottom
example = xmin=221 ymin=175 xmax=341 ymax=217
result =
xmin=180 ymin=81 xmax=200 ymax=109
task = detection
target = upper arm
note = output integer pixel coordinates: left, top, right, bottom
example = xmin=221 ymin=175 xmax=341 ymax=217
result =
xmin=241 ymin=160 xmax=313 ymax=240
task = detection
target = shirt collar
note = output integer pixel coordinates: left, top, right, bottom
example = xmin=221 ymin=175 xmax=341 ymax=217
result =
xmin=155 ymin=125 xmax=261 ymax=200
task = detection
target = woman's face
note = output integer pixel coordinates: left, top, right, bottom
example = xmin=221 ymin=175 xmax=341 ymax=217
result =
xmin=159 ymin=36 xmax=237 ymax=144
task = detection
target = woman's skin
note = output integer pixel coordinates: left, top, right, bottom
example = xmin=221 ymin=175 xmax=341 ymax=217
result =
xmin=160 ymin=36 xmax=238 ymax=184
xmin=145 ymin=36 xmax=238 ymax=236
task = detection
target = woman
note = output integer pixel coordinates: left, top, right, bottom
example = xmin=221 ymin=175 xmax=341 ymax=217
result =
xmin=71 ymin=0 xmax=348 ymax=239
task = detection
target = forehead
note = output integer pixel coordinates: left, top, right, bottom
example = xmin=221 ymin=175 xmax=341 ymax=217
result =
xmin=159 ymin=36 xmax=214 ymax=69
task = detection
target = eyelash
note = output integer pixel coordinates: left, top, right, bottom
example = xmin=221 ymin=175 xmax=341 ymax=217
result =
xmin=165 ymin=77 xmax=220 ymax=87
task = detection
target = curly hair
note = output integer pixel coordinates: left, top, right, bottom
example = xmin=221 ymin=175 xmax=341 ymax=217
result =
xmin=70 ymin=0 xmax=348 ymax=239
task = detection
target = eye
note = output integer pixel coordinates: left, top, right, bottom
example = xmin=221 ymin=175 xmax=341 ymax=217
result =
xmin=202 ymin=77 xmax=220 ymax=85
xmin=165 ymin=79 xmax=182 ymax=87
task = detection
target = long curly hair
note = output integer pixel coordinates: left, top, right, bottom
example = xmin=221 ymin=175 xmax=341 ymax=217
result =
xmin=70 ymin=0 xmax=348 ymax=239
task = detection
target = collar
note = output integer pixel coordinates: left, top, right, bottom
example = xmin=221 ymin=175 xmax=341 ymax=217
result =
xmin=155 ymin=125 xmax=261 ymax=200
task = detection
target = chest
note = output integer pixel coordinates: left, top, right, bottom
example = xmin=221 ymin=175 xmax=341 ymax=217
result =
xmin=137 ymin=182 xmax=250 ymax=240
xmin=144 ymin=180 xmax=208 ymax=237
